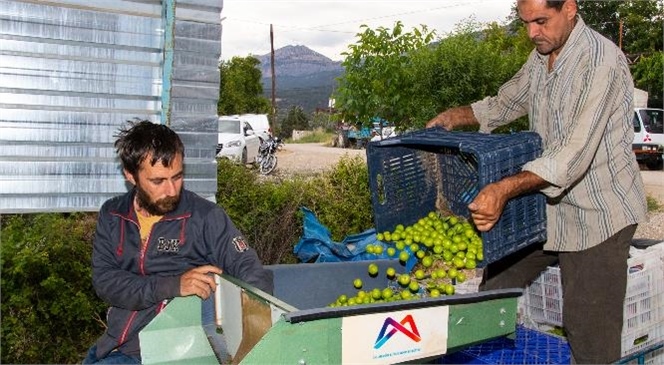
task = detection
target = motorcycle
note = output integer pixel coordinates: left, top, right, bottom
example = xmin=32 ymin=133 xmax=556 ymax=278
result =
xmin=274 ymin=136 xmax=285 ymax=151
xmin=256 ymin=136 xmax=279 ymax=175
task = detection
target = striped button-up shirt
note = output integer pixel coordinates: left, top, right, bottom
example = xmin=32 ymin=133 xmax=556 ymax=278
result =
xmin=471 ymin=16 xmax=647 ymax=252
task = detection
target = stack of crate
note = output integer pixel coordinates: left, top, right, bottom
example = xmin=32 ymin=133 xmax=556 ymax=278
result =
xmin=521 ymin=243 xmax=664 ymax=360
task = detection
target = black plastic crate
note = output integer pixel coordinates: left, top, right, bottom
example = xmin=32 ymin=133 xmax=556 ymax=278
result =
xmin=367 ymin=128 xmax=546 ymax=267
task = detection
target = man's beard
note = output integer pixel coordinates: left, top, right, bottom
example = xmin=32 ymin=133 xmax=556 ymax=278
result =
xmin=135 ymin=184 xmax=181 ymax=216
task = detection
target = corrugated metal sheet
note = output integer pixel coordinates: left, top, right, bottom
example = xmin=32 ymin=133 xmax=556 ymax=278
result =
xmin=0 ymin=0 xmax=222 ymax=213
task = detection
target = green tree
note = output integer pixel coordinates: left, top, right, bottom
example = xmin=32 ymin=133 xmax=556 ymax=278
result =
xmin=335 ymin=19 xmax=533 ymax=131
xmin=278 ymin=106 xmax=309 ymax=139
xmin=218 ymin=56 xmax=271 ymax=115
xmin=334 ymin=21 xmax=436 ymax=131
xmin=632 ymin=51 xmax=664 ymax=107
xmin=411 ymin=19 xmax=531 ymax=129
xmin=579 ymin=0 xmax=663 ymax=55
xmin=578 ymin=0 xmax=663 ymax=106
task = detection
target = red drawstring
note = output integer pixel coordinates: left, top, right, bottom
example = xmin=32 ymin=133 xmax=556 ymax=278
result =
xmin=179 ymin=219 xmax=186 ymax=245
xmin=116 ymin=220 xmax=125 ymax=256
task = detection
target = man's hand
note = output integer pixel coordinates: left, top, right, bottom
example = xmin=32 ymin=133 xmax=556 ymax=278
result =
xmin=426 ymin=106 xmax=478 ymax=130
xmin=180 ymin=265 xmax=223 ymax=299
xmin=468 ymin=183 xmax=509 ymax=232
xmin=468 ymin=171 xmax=549 ymax=232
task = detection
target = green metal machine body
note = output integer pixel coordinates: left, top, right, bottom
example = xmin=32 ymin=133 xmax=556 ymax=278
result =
xmin=140 ymin=260 xmax=521 ymax=364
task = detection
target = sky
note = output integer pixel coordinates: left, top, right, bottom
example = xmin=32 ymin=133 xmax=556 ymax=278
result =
xmin=220 ymin=0 xmax=517 ymax=62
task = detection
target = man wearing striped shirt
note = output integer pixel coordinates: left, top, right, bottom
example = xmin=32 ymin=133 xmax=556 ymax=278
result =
xmin=427 ymin=0 xmax=647 ymax=363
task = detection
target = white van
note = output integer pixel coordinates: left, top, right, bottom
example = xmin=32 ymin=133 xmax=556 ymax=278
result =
xmin=220 ymin=114 xmax=272 ymax=142
xmin=632 ymin=108 xmax=664 ymax=170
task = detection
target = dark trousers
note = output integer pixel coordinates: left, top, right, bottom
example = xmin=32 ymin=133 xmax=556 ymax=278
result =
xmin=481 ymin=225 xmax=637 ymax=364
xmin=82 ymin=345 xmax=141 ymax=364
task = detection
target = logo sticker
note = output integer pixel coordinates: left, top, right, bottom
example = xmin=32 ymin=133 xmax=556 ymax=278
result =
xmin=341 ymin=306 xmax=448 ymax=364
xmin=232 ymin=236 xmax=249 ymax=252
xmin=156 ymin=237 xmax=180 ymax=253
xmin=374 ymin=314 xmax=421 ymax=349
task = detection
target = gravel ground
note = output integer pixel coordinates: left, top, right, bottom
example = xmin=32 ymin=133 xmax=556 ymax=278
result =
xmin=273 ymin=142 xmax=366 ymax=176
xmin=635 ymin=211 xmax=664 ymax=242
xmin=275 ymin=143 xmax=664 ymax=242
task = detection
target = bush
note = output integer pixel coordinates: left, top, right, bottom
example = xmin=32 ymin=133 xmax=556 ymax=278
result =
xmin=216 ymin=158 xmax=305 ymax=264
xmin=646 ymin=195 xmax=662 ymax=212
xmin=1 ymin=213 xmax=106 ymax=364
xmin=215 ymin=156 xmax=374 ymax=264
xmin=303 ymin=156 xmax=373 ymax=242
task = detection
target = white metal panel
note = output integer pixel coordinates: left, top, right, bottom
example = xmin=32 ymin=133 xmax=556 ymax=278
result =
xmin=0 ymin=0 xmax=222 ymax=213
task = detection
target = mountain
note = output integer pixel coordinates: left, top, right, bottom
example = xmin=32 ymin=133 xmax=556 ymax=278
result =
xmin=255 ymin=45 xmax=344 ymax=115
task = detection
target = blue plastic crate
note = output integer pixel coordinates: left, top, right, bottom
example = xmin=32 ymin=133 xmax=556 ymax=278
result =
xmin=367 ymin=128 xmax=547 ymax=267
xmin=438 ymin=325 xmax=571 ymax=364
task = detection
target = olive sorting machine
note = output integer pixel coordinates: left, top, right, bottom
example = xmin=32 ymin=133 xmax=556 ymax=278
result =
xmin=139 ymin=260 xmax=521 ymax=364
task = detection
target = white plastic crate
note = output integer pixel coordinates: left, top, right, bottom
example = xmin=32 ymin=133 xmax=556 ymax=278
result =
xmin=625 ymin=346 xmax=664 ymax=365
xmin=521 ymin=242 xmax=664 ymax=357
xmin=622 ymin=253 xmax=664 ymax=333
xmin=644 ymin=347 xmax=664 ymax=365
xmin=523 ymin=266 xmax=563 ymax=327
xmin=622 ymin=322 xmax=664 ymax=358
xmin=622 ymin=246 xmax=664 ymax=356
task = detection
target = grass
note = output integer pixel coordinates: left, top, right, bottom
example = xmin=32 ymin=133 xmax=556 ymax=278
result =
xmin=646 ymin=195 xmax=663 ymax=212
xmin=286 ymin=130 xmax=335 ymax=144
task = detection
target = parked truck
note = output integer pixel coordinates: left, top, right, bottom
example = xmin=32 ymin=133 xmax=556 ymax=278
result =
xmin=632 ymin=108 xmax=664 ymax=170
xmin=335 ymin=118 xmax=396 ymax=149
xmin=632 ymin=88 xmax=663 ymax=170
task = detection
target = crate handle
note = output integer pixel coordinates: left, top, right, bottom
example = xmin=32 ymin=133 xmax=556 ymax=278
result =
xmin=376 ymin=174 xmax=386 ymax=205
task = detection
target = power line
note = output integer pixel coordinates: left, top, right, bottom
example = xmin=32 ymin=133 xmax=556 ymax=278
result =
xmin=226 ymin=0 xmax=499 ymax=35
xmin=224 ymin=17 xmax=355 ymax=34
xmin=310 ymin=1 xmax=487 ymax=29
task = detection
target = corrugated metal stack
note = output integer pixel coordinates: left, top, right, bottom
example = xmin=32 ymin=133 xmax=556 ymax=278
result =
xmin=0 ymin=0 xmax=222 ymax=213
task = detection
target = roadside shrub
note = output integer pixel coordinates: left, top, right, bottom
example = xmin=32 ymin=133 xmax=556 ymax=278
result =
xmin=216 ymin=159 xmax=308 ymax=264
xmin=646 ymin=195 xmax=662 ymax=212
xmin=303 ymin=156 xmax=373 ymax=242
xmin=1 ymin=213 xmax=106 ymax=364
xmin=215 ymin=156 xmax=374 ymax=264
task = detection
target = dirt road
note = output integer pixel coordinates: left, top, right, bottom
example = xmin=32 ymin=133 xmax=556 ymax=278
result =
xmin=275 ymin=142 xmax=366 ymax=175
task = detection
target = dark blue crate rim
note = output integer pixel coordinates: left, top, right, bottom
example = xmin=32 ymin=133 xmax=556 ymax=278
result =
xmin=366 ymin=128 xmax=547 ymax=267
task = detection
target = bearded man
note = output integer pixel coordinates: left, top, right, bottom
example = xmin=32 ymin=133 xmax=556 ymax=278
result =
xmin=83 ymin=120 xmax=273 ymax=364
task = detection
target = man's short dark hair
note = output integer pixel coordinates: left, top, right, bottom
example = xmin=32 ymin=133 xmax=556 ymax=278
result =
xmin=114 ymin=119 xmax=185 ymax=176
xmin=547 ymin=0 xmax=576 ymax=11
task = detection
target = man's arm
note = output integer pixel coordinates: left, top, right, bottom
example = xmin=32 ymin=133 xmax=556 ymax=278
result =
xmin=93 ymin=209 xmax=223 ymax=309
xmin=469 ymin=171 xmax=549 ymax=231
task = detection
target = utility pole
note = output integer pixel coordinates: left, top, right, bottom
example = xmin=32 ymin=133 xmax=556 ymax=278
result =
xmin=270 ymin=24 xmax=277 ymax=130
xmin=618 ymin=19 xmax=623 ymax=50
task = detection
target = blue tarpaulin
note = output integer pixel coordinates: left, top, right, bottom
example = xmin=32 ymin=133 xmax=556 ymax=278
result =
xmin=293 ymin=207 xmax=386 ymax=263
xmin=293 ymin=207 xmax=417 ymax=271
